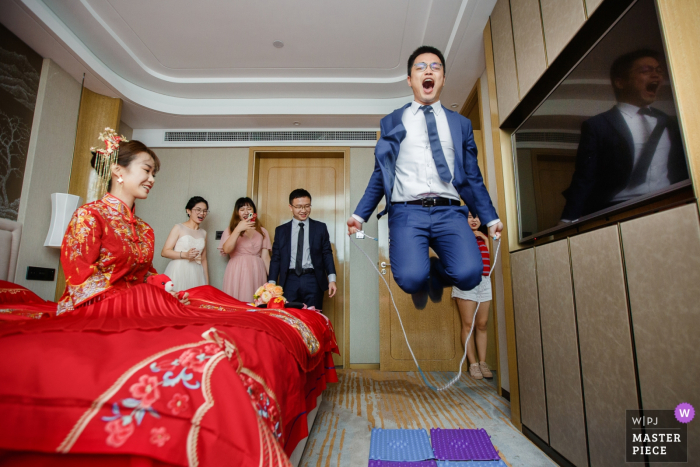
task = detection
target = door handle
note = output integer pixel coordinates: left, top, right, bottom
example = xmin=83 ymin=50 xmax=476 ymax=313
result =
xmin=380 ymin=261 xmax=390 ymax=268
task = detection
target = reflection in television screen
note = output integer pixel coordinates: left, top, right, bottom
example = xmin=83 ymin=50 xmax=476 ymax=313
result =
xmin=512 ymin=0 xmax=690 ymax=241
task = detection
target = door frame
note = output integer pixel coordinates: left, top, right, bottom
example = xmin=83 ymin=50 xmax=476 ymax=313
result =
xmin=460 ymin=81 xmax=503 ymax=392
xmin=247 ymin=146 xmax=351 ymax=369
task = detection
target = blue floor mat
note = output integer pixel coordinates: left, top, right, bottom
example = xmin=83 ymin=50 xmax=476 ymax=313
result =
xmin=369 ymin=428 xmax=435 ymax=462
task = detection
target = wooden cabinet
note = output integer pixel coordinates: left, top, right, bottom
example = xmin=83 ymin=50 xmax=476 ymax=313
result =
xmin=490 ymin=0 xmax=520 ymax=124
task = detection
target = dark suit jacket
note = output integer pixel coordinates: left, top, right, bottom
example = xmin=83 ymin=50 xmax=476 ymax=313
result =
xmin=268 ymin=218 xmax=337 ymax=291
xmin=561 ymin=106 xmax=688 ymax=220
xmin=353 ymin=103 xmax=498 ymax=225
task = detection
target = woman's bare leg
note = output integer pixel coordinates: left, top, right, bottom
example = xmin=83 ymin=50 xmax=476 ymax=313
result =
xmin=456 ymin=298 xmax=478 ymax=365
xmin=474 ymin=301 xmax=491 ymax=363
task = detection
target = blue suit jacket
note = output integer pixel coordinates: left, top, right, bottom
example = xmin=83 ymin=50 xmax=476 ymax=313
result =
xmin=268 ymin=218 xmax=337 ymax=291
xmin=561 ymin=106 xmax=688 ymax=220
xmin=353 ymin=103 xmax=498 ymax=225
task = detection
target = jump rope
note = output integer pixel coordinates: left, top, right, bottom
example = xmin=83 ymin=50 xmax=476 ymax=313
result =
xmin=350 ymin=230 xmax=501 ymax=392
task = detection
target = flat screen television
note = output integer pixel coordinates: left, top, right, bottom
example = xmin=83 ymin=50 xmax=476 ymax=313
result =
xmin=511 ymin=0 xmax=691 ymax=242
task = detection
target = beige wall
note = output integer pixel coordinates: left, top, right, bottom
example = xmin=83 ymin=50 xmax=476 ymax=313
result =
xmin=137 ymin=148 xmax=249 ymax=290
xmin=15 ymin=59 xmax=81 ymax=300
xmin=119 ymin=121 xmax=133 ymax=141
xmin=348 ymin=147 xmax=380 ymax=364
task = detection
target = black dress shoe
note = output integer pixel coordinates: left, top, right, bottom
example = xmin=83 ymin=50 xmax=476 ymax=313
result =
xmin=428 ymin=256 xmax=444 ymax=303
xmin=411 ymin=289 xmax=429 ymax=310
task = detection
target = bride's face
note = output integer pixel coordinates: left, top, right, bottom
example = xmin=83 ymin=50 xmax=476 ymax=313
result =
xmin=113 ymin=152 xmax=156 ymax=200
xmin=187 ymin=202 xmax=208 ymax=225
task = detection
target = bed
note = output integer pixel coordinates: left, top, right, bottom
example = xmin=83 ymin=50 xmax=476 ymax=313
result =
xmin=0 ymin=280 xmax=338 ymax=466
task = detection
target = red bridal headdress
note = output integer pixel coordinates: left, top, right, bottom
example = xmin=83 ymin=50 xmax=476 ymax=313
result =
xmin=90 ymin=127 xmax=128 ymax=199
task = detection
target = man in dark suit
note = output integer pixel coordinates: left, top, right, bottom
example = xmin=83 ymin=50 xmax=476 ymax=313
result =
xmin=347 ymin=45 xmax=502 ymax=309
xmin=561 ymin=49 xmax=688 ymax=221
xmin=268 ymin=188 xmax=337 ymax=310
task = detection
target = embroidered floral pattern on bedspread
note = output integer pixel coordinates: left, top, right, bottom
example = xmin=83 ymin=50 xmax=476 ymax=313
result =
xmin=257 ymin=309 xmax=320 ymax=356
xmin=195 ymin=303 xmax=321 ymax=356
xmin=199 ymin=304 xmax=227 ymax=311
xmin=57 ymin=330 xmax=286 ymax=466
xmin=0 ymin=309 xmax=45 ymax=319
xmin=99 ymin=343 xmax=219 ymax=447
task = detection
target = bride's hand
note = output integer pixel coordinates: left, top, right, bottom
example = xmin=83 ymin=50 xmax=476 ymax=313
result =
xmin=179 ymin=292 xmax=190 ymax=306
xmin=170 ymin=290 xmax=190 ymax=305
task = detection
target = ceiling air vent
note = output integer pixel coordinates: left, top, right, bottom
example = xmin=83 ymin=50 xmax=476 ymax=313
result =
xmin=515 ymin=132 xmax=580 ymax=144
xmin=164 ymin=130 xmax=378 ymax=143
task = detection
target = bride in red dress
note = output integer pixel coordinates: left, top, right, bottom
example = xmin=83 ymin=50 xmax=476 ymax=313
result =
xmin=0 ymin=135 xmax=337 ymax=467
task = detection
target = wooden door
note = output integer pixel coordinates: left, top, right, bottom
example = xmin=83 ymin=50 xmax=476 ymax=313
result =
xmin=531 ymin=149 xmax=576 ymax=231
xmin=255 ymin=154 xmax=346 ymax=367
xmin=378 ymin=209 xmax=465 ymax=371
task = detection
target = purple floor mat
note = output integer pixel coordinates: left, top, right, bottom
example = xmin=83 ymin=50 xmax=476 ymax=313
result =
xmin=369 ymin=428 xmax=435 ymax=461
xmin=436 ymin=462 xmax=508 ymax=466
xmin=430 ymin=428 xmax=500 ymax=461
xmin=369 ymin=461 xmax=438 ymax=467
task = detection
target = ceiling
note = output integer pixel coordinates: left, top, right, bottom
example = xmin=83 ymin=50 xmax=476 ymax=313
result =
xmin=1 ymin=0 xmax=496 ymax=130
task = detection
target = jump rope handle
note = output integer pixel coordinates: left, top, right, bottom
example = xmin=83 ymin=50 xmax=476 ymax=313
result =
xmin=355 ymin=230 xmax=378 ymax=241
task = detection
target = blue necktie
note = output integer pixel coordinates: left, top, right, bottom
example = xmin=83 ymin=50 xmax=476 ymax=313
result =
xmin=420 ymin=105 xmax=452 ymax=183
xmin=295 ymin=222 xmax=304 ymax=276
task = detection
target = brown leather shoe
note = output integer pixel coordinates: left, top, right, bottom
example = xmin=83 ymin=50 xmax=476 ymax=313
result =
xmin=469 ymin=363 xmax=483 ymax=380
xmin=479 ymin=362 xmax=493 ymax=378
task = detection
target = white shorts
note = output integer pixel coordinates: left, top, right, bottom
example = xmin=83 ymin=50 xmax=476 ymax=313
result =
xmin=451 ymin=276 xmax=492 ymax=302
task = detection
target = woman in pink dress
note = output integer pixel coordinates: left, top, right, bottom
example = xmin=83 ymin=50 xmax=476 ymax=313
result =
xmin=218 ymin=197 xmax=272 ymax=302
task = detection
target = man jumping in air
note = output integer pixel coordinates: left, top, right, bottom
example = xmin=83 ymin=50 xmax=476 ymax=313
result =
xmin=347 ymin=45 xmax=503 ymax=309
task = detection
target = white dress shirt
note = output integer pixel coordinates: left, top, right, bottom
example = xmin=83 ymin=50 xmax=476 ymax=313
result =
xmin=270 ymin=218 xmax=336 ymax=284
xmin=289 ymin=218 xmax=313 ymax=269
xmin=392 ymin=101 xmax=460 ymax=203
xmin=354 ymin=101 xmax=499 ymax=228
xmin=612 ymin=102 xmax=672 ymax=202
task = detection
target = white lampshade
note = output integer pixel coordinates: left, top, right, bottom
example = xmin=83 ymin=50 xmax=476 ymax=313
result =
xmin=44 ymin=193 xmax=82 ymax=248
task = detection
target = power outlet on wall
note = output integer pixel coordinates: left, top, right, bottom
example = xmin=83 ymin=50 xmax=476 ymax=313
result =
xmin=26 ymin=266 xmax=55 ymax=281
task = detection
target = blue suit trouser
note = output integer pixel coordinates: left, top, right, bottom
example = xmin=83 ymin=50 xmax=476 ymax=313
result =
xmin=388 ymin=204 xmax=483 ymax=294
xmin=284 ymin=273 xmax=324 ymax=310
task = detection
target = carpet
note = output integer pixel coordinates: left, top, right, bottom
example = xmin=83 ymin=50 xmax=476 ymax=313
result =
xmin=299 ymin=370 xmax=556 ymax=467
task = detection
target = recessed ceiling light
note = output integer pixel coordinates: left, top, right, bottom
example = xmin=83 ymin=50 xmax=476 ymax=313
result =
xmin=451 ymin=103 xmax=459 ymax=108
xmin=273 ymin=40 xmax=284 ymax=48
xmin=293 ymin=121 xmax=300 ymax=126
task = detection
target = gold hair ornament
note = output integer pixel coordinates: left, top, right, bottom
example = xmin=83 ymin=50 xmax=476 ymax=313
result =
xmin=90 ymin=128 xmax=128 ymax=199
